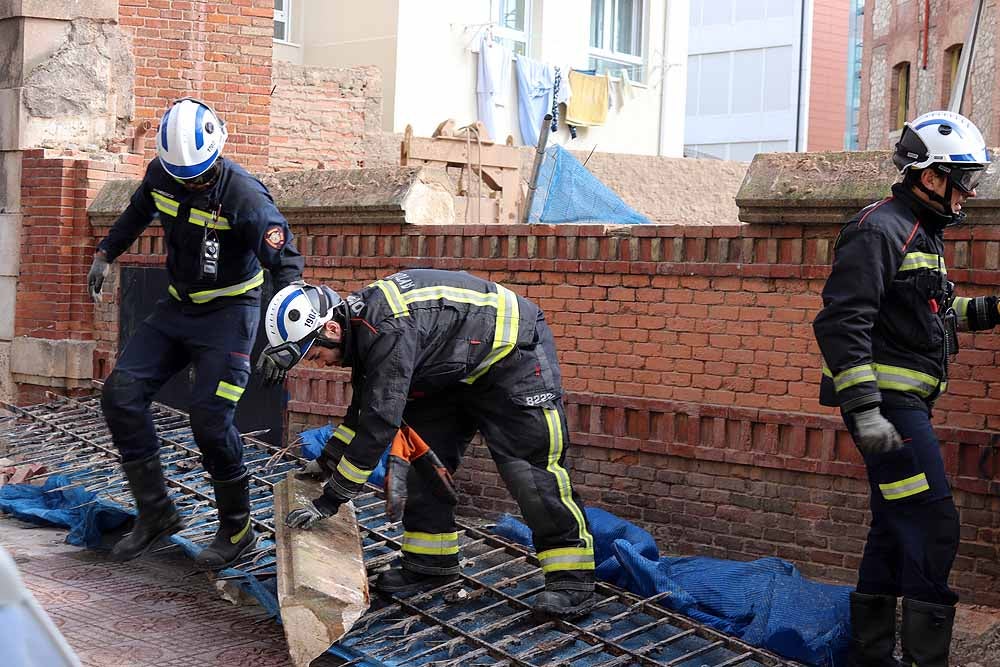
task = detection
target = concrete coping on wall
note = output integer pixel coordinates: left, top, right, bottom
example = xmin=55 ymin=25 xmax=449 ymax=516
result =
xmin=736 ymin=150 xmax=1000 ymax=225
xmin=89 ymin=166 xmax=457 ymax=226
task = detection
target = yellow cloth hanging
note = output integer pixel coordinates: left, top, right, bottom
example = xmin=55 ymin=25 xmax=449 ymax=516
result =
xmin=565 ymin=71 xmax=609 ymax=127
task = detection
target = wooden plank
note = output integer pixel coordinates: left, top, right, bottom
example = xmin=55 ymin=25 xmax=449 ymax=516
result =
xmin=406 ymin=136 xmax=522 ymax=170
xmin=275 ymin=473 xmax=369 ymax=667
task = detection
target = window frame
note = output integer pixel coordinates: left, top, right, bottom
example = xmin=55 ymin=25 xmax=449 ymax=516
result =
xmin=891 ymin=61 xmax=910 ymax=131
xmin=273 ymin=0 xmax=292 ymax=44
xmin=493 ymin=0 xmax=532 ymax=56
xmin=589 ymin=0 xmax=646 ymax=82
xmin=942 ymin=44 xmax=963 ymax=107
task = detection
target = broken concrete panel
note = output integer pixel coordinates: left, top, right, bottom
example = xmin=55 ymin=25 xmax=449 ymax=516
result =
xmin=0 ymin=213 xmax=21 ymax=276
xmin=0 ymin=277 xmax=13 ymax=340
xmin=401 ymin=179 xmax=455 ymax=225
xmin=274 ymin=473 xmax=368 ymax=667
xmin=0 ymin=88 xmax=24 ymax=150
xmin=0 ymin=0 xmax=117 ymax=22
xmin=0 ymin=341 xmax=12 ymax=404
xmin=22 ymin=19 xmax=133 ymax=146
xmin=0 ymin=152 xmax=22 ymax=213
xmin=10 ymin=337 xmax=96 ymax=389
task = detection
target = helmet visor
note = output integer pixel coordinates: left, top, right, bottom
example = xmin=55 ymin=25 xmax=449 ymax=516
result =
xmin=948 ymin=166 xmax=986 ymax=195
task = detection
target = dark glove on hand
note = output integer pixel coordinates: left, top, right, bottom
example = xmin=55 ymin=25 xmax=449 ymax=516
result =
xmin=284 ymin=488 xmax=346 ymax=530
xmin=852 ymin=407 xmax=903 ymax=455
xmin=87 ymin=252 xmax=111 ymax=303
xmin=295 ymin=451 xmax=337 ymax=482
xmin=256 ymin=349 xmax=288 ymax=387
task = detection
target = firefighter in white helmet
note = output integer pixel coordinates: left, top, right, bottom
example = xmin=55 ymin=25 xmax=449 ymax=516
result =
xmin=814 ymin=110 xmax=995 ymax=667
xmin=90 ymin=98 xmax=303 ymax=569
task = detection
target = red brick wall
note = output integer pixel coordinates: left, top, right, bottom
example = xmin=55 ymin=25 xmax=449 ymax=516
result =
xmin=808 ymin=0 xmax=849 ymax=151
xmin=117 ymin=0 xmax=275 ymax=170
xmin=269 ymin=61 xmax=384 ymax=171
xmin=94 ymin=218 xmax=1000 ymax=606
xmin=17 ymin=150 xmax=143 ymax=344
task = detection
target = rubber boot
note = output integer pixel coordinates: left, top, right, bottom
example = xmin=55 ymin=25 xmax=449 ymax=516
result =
xmin=900 ymin=598 xmax=955 ymax=667
xmin=193 ymin=472 xmax=256 ymax=570
xmin=110 ymin=454 xmax=184 ymax=562
xmin=531 ymin=588 xmax=596 ymax=620
xmin=847 ymin=592 xmax=901 ymax=667
xmin=375 ymin=567 xmax=458 ymax=594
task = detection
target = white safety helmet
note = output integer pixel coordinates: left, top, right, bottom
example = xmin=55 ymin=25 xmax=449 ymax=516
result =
xmin=894 ymin=110 xmax=991 ymax=194
xmin=264 ymin=282 xmax=344 ymax=357
xmin=156 ymin=98 xmax=228 ymax=181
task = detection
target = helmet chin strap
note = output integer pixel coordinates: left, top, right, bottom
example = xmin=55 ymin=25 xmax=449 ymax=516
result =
xmin=913 ymin=176 xmax=964 ymax=225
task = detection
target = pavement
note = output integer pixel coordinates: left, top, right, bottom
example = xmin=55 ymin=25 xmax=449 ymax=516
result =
xmin=1 ymin=515 xmax=343 ymax=667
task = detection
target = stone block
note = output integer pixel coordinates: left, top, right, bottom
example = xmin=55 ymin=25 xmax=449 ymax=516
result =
xmin=0 ymin=88 xmax=24 ymax=151
xmin=10 ymin=336 xmax=96 ymax=389
xmin=0 ymin=340 xmax=11 ymax=404
xmin=0 ymin=0 xmax=117 ymax=21
xmin=0 ymin=277 xmax=14 ymax=340
xmin=274 ymin=473 xmax=368 ymax=667
xmin=0 ymin=214 xmax=21 ymax=276
xmin=0 ymin=17 xmax=24 ymax=89
xmin=0 ymin=152 xmax=21 ymax=213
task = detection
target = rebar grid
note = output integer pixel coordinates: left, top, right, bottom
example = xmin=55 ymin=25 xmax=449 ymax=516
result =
xmin=0 ymin=395 xmax=800 ymax=667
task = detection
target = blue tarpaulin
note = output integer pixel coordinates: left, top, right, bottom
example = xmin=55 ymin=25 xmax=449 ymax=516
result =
xmin=495 ymin=508 xmax=851 ymax=666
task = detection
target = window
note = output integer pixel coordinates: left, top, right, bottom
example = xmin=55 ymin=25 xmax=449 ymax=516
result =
xmin=891 ymin=62 xmax=910 ymax=130
xmin=686 ymin=46 xmax=792 ymax=116
xmin=589 ymin=0 xmax=645 ymax=82
xmin=273 ymin=0 xmax=290 ymax=42
xmin=942 ymin=44 xmax=962 ymax=107
xmin=494 ymin=0 xmax=530 ymax=56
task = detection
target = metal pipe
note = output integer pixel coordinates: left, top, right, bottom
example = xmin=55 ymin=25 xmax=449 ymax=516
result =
xmin=521 ymin=113 xmax=553 ymax=224
xmin=950 ymin=0 xmax=986 ymax=113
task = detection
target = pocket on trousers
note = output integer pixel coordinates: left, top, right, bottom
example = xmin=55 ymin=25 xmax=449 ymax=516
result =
xmin=869 ymin=443 xmax=930 ymax=503
xmin=215 ymin=352 xmax=251 ymax=404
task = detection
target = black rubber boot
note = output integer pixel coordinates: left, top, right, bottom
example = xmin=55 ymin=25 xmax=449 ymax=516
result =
xmin=531 ymin=588 xmax=596 ymax=620
xmin=847 ymin=592 xmax=901 ymax=667
xmin=193 ymin=472 xmax=256 ymax=570
xmin=110 ymin=454 xmax=184 ymax=562
xmin=375 ymin=567 xmax=459 ymax=594
xmin=900 ymin=598 xmax=955 ymax=667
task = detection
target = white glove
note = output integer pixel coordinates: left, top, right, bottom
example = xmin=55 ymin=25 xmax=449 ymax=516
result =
xmin=294 ymin=459 xmax=329 ymax=482
xmin=852 ymin=407 xmax=903 ymax=455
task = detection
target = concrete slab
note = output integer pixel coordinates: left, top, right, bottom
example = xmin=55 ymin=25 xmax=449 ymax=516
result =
xmin=11 ymin=337 xmax=96 ymax=389
xmin=274 ymin=473 xmax=368 ymax=667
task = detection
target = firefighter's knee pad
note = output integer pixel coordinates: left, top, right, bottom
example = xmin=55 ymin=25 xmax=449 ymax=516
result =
xmin=101 ymin=371 xmax=147 ymax=427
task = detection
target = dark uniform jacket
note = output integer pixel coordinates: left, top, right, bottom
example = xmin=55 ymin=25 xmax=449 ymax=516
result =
xmin=814 ymin=183 xmax=996 ymax=413
xmin=321 ymin=269 xmax=544 ymax=499
xmin=98 ymin=157 xmax=303 ymax=306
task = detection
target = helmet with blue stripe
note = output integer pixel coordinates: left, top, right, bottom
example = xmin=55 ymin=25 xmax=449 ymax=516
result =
xmin=264 ymin=282 xmax=344 ymax=355
xmin=894 ymin=110 xmax=991 ymax=194
xmin=156 ymin=98 xmax=228 ymax=181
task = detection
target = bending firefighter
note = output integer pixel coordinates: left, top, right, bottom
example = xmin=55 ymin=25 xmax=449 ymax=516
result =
xmin=91 ymin=98 xmax=303 ymax=568
xmin=258 ymin=270 xmax=596 ymax=619
xmin=814 ymin=111 xmax=997 ymax=667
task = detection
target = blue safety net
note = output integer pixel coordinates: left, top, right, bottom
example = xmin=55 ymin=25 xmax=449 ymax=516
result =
xmin=527 ymin=144 xmax=649 ymax=225
xmin=495 ymin=508 xmax=851 ymax=666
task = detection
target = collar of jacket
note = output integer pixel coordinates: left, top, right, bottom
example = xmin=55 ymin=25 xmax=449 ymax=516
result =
xmin=891 ymin=182 xmax=953 ymax=233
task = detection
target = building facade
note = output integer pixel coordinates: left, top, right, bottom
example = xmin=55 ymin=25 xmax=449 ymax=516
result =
xmin=269 ymin=0 xmax=690 ymax=157
xmin=857 ymin=0 xmax=986 ymax=150
xmin=684 ymin=0 xmax=851 ymax=160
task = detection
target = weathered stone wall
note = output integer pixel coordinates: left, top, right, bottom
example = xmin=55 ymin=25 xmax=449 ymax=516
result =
xmin=858 ymin=0 xmax=994 ymax=148
xmin=269 ymin=61 xmax=384 ymax=171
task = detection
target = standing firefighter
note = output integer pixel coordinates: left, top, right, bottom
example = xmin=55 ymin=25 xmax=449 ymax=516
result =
xmin=90 ymin=98 xmax=304 ymax=568
xmin=814 ymin=110 xmax=996 ymax=667
xmin=258 ymin=270 xmax=596 ymax=619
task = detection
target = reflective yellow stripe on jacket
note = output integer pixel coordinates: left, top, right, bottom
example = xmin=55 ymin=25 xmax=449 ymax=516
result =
xmin=169 ymin=270 xmax=265 ymax=304
xmin=822 ymin=363 xmax=945 ymax=399
xmin=897 ymin=252 xmax=945 ymax=273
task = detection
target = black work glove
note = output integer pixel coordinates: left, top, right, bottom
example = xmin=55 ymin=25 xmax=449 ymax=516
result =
xmin=256 ymin=342 xmax=302 ymax=387
xmin=284 ymin=487 xmax=347 ymax=530
xmin=87 ymin=252 xmax=111 ymax=303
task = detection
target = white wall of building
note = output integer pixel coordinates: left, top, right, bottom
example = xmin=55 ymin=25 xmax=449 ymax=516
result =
xmin=685 ymin=0 xmax=810 ymax=160
xmin=275 ymin=0 xmax=689 ymax=157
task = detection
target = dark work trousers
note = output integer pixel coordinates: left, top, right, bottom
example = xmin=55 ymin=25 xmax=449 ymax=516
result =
xmin=399 ymin=317 xmax=595 ymax=592
xmin=101 ymin=298 xmax=258 ymax=482
xmin=847 ymin=405 xmax=960 ymax=605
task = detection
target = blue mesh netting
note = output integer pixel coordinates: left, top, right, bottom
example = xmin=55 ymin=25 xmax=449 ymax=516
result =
xmin=527 ymin=144 xmax=650 ymax=225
